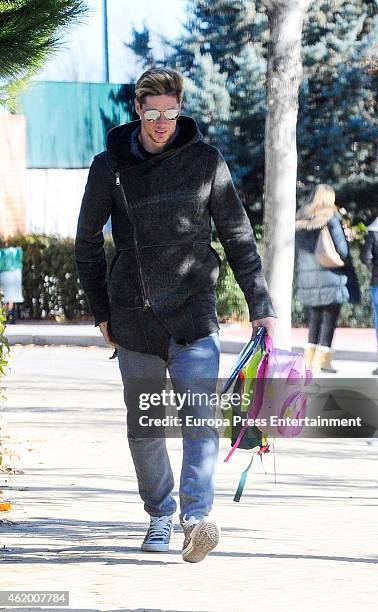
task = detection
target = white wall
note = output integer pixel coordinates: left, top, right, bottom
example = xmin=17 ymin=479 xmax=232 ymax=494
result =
xmin=26 ymin=169 xmax=90 ymax=238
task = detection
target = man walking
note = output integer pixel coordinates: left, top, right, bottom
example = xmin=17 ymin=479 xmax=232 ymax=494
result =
xmin=75 ymin=68 xmax=276 ymax=562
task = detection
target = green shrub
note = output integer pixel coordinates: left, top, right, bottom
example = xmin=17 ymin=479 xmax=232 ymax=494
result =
xmin=212 ymin=240 xmax=249 ymax=322
xmin=1 ymin=234 xmax=115 ymax=321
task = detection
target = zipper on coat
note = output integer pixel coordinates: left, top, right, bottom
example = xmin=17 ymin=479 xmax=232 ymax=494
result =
xmin=115 ymin=171 xmax=151 ymax=311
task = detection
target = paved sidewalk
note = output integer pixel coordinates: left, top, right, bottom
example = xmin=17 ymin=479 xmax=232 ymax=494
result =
xmin=1 ymin=346 xmax=377 ymax=611
xmin=5 ymin=321 xmax=377 ymax=361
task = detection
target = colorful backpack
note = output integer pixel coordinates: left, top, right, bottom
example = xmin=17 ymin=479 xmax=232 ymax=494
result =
xmin=223 ymin=333 xmax=312 ymax=501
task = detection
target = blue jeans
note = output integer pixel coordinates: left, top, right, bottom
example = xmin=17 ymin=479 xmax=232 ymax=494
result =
xmin=117 ymin=331 xmax=220 ymax=522
xmin=370 ymin=286 xmax=378 ymax=342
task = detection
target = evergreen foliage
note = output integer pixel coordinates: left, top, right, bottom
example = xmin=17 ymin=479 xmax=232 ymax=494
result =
xmin=125 ymin=24 xmax=155 ymax=70
xmin=299 ymin=0 xmax=378 ymax=216
xmin=0 ymin=0 xmax=87 ymax=107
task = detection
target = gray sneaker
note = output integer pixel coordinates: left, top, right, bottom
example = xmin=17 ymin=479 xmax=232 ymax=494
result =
xmin=141 ymin=515 xmax=173 ymax=552
xmin=181 ymin=515 xmax=221 ymax=563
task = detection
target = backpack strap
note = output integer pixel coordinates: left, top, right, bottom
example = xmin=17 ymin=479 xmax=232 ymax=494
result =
xmin=233 ymin=454 xmax=256 ymax=502
xmin=232 ymin=442 xmax=271 ymax=502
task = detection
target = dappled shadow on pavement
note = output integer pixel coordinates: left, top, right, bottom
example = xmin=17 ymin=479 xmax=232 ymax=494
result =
xmin=208 ymin=551 xmax=378 ymax=564
xmin=0 ymin=548 xmax=181 ymax=565
xmin=0 ymin=516 xmax=261 ymax=540
xmin=1 ymin=517 xmax=150 ymax=537
xmin=1 ymin=519 xmax=182 ymax=566
xmin=4 ymin=483 xmax=140 ymax=498
xmin=0 ymin=516 xmax=265 ymax=567
xmin=1 ymin=519 xmax=376 ymax=567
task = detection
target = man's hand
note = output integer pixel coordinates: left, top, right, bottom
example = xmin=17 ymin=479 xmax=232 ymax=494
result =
xmin=98 ymin=321 xmax=118 ymax=348
xmin=251 ymin=317 xmax=277 ymax=341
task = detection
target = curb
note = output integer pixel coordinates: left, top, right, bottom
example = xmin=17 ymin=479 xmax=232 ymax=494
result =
xmin=6 ymin=331 xmax=375 ymax=361
xmin=8 ymin=333 xmax=106 ymax=348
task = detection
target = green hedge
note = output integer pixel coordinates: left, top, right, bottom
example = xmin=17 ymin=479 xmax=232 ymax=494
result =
xmin=0 ymin=234 xmax=374 ymax=327
xmin=0 ymin=295 xmax=10 ymax=408
xmin=0 ymin=234 xmax=111 ymax=320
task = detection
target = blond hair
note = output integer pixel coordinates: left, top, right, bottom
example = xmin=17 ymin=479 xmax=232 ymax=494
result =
xmin=296 ymin=184 xmax=337 ymax=221
xmin=135 ymin=68 xmax=184 ymax=104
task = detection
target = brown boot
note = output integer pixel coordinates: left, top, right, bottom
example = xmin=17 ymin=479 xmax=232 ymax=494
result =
xmin=304 ymin=344 xmax=317 ymax=368
xmin=312 ymin=346 xmax=337 ymax=373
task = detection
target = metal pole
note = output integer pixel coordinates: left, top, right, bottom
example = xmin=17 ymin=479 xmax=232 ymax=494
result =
xmin=103 ymin=0 xmax=110 ymax=82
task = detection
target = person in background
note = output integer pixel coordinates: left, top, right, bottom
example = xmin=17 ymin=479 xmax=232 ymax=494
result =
xmin=0 ymin=246 xmax=24 ymax=324
xmin=295 ymin=185 xmax=358 ymax=373
xmin=360 ymin=212 xmax=378 ymax=375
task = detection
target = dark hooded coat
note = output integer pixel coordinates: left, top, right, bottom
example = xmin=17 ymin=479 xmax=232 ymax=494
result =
xmin=360 ymin=219 xmax=378 ymax=286
xmin=75 ymin=116 xmax=275 ymax=360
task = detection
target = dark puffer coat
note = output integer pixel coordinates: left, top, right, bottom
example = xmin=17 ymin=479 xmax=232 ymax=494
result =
xmin=295 ymin=209 xmax=350 ymax=307
xmin=360 ymin=220 xmax=378 ymax=286
xmin=75 ymin=116 xmax=275 ymax=360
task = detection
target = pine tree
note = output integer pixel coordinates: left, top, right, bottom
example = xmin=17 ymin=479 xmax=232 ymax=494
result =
xmin=298 ymin=0 xmax=378 ymax=215
xmin=0 ymin=0 xmax=87 ymax=107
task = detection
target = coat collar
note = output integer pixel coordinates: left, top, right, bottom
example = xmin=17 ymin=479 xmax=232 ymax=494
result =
xmin=106 ymin=115 xmax=203 ymax=167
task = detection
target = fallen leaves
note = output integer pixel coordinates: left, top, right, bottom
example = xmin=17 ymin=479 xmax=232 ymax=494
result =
xmin=0 ymin=466 xmax=24 ymax=474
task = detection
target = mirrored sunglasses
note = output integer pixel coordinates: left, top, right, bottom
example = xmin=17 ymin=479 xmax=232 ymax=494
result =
xmin=142 ymin=108 xmax=180 ymax=122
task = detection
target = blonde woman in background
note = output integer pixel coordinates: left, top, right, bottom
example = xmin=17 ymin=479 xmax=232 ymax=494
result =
xmin=295 ymin=185 xmax=359 ymax=373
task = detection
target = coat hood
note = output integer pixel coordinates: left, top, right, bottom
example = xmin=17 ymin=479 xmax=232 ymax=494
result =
xmin=106 ymin=115 xmax=203 ymax=165
xmin=295 ymin=202 xmax=338 ymax=231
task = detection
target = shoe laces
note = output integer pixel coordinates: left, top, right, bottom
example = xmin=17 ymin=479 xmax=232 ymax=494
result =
xmin=181 ymin=514 xmax=199 ymax=531
xmin=146 ymin=515 xmax=172 ymax=541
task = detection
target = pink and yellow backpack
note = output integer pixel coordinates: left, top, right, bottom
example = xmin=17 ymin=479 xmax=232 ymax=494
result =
xmin=223 ymin=331 xmax=312 ymax=501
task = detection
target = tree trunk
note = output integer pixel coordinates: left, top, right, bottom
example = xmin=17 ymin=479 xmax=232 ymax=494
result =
xmin=261 ymin=0 xmax=310 ymax=348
